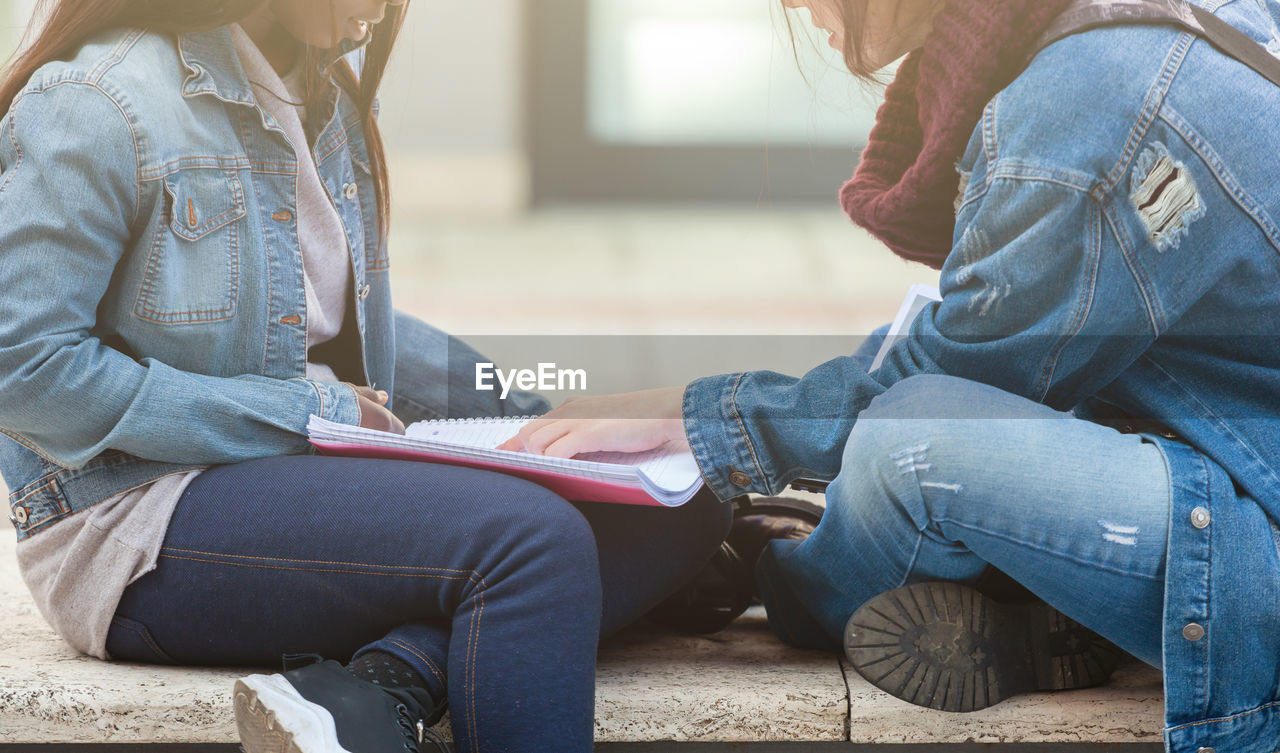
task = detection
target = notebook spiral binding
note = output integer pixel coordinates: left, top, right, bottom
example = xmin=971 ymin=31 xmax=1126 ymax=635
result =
xmin=433 ymin=416 xmax=539 ymax=424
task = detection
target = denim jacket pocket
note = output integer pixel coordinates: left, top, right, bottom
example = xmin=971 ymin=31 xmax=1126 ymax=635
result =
xmin=134 ymin=168 xmax=245 ymax=324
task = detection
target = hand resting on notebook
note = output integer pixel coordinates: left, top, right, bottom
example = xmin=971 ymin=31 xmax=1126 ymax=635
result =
xmin=496 ymin=387 xmax=686 ymax=459
xmin=346 ymin=383 xmax=406 ymax=435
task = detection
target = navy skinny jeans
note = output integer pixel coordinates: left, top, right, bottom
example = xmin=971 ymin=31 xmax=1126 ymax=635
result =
xmin=105 ymin=456 xmax=731 ymax=753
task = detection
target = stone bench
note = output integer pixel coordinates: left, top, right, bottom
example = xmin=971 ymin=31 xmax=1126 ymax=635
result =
xmin=0 ymin=530 xmax=1166 ymax=747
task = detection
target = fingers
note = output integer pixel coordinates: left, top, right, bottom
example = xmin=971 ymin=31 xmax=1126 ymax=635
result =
xmin=496 ymin=419 xmax=583 ymax=456
xmin=499 ymin=418 xmax=570 ymax=455
xmin=523 ymin=421 xmax=574 ymax=455
xmin=541 ymin=429 xmax=593 ymax=459
xmin=498 ymin=418 xmax=676 ymax=458
xmin=354 ymin=394 xmax=404 ymax=435
xmin=351 ymin=385 xmax=389 ymax=405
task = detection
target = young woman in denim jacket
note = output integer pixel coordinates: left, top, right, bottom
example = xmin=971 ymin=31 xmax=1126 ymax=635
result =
xmin=0 ymin=2 xmax=731 ymax=751
xmin=503 ymin=1 xmax=1280 ymax=749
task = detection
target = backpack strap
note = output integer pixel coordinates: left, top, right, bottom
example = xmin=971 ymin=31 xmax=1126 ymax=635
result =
xmin=1032 ymin=0 xmax=1280 ymax=87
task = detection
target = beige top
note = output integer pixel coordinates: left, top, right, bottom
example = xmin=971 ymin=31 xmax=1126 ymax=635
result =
xmin=16 ymin=26 xmax=355 ymax=659
xmin=232 ymin=23 xmax=353 ymax=382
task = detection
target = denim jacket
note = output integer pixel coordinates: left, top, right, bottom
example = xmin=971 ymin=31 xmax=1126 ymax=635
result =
xmin=0 ymin=26 xmax=544 ymax=540
xmin=684 ymin=1 xmax=1280 ymax=749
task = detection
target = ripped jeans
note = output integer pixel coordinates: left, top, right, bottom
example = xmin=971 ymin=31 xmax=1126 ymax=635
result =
xmin=757 ymin=374 xmax=1170 ymax=668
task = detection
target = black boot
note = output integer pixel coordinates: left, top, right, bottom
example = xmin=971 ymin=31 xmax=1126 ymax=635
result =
xmin=844 ymin=581 xmax=1122 ymax=713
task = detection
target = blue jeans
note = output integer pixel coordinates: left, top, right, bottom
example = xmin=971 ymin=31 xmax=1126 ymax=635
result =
xmin=758 ymin=375 xmax=1170 ymax=668
xmin=105 ymin=456 xmax=731 ymax=753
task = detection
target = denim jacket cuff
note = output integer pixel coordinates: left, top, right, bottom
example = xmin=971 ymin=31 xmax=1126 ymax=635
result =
xmin=682 ymin=373 xmax=772 ymax=500
xmin=308 ymin=380 xmax=362 ymax=427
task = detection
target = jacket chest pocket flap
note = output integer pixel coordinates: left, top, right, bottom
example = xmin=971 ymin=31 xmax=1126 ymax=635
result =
xmin=134 ymin=168 xmax=246 ymax=324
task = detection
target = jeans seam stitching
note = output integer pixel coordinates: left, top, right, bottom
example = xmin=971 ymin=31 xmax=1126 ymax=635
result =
xmin=386 ymin=637 xmax=445 ymax=689
xmin=115 ymin=618 xmax=174 ymax=664
xmin=137 ymin=623 xmax=173 ymax=663
xmin=467 ymin=573 xmax=486 ymax=749
xmin=157 ymin=553 xmax=474 ymax=579
xmin=160 ymin=546 xmax=475 ymax=573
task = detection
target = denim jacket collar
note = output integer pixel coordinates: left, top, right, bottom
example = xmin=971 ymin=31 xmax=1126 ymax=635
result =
xmin=178 ymin=26 xmax=369 ymax=107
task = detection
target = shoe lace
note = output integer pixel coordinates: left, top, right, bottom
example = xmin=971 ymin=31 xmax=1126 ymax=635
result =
xmin=394 ymin=703 xmax=449 ymax=753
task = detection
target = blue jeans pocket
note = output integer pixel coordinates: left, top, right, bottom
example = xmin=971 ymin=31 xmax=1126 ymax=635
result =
xmin=105 ymin=614 xmax=176 ymax=664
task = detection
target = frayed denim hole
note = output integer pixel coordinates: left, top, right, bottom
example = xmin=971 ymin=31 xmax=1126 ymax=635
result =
xmin=1129 ymin=142 xmax=1205 ymax=253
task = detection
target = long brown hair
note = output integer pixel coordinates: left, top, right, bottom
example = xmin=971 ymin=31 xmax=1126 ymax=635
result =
xmin=784 ymin=1 xmax=940 ymax=81
xmin=0 ymin=0 xmax=407 ymax=237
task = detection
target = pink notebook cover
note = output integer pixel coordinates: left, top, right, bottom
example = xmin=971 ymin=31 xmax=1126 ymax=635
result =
xmin=311 ymin=441 xmax=676 ymax=507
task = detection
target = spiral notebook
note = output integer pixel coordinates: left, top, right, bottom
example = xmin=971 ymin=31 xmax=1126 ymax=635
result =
xmin=307 ymin=415 xmax=704 ymax=507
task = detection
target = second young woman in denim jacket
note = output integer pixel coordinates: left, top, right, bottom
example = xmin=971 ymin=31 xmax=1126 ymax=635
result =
xmin=505 ymin=1 xmax=1280 ymax=750
xmin=0 ymin=2 xmax=730 ymax=751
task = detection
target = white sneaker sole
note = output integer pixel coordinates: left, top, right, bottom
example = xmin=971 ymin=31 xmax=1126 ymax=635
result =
xmin=234 ymin=673 xmax=354 ymax=753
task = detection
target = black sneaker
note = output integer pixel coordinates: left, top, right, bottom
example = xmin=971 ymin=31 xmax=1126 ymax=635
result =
xmin=844 ymin=582 xmax=1122 ymax=713
xmin=234 ymin=659 xmax=447 ymax=753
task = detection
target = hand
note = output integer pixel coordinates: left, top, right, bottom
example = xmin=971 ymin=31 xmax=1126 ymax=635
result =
xmin=496 ymin=387 xmax=686 ymax=458
xmin=347 ymin=384 xmax=405 ymax=435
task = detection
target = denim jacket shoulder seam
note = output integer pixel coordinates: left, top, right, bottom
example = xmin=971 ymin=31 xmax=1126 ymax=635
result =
xmin=88 ymin=79 xmax=144 ymax=227
xmin=86 ymin=30 xmax=146 ymax=84
xmin=11 ymin=79 xmax=144 ymax=227
xmin=0 ymin=109 xmax=21 ymax=199
xmin=1158 ymin=105 xmax=1280 ymax=257
xmin=1099 ymin=31 xmax=1195 ymax=195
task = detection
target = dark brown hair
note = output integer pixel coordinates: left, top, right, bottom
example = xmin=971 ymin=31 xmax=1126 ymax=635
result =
xmin=0 ymin=0 xmax=407 ymax=237
xmin=784 ymin=1 xmax=940 ymax=81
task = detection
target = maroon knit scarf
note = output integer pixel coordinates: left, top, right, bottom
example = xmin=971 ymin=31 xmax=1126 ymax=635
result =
xmin=841 ymin=0 xmax=1075 ymax=269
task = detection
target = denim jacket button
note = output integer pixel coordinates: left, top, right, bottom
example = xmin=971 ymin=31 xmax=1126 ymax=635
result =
xmin=1197 ymin=748 xmax=1215 ymax=753
xmin=343 ymin=183 xmax=358 ymax=201
xmin=1191 ymin=506 xmax=1211 ymax=529
xmin=729 ymin=471 xmax=751 ymax=487
xmin=12 ymin=506 xmax=28 ymax=525
xmin=1182 ymin=623 xmax=1206 ymax=641
xmin=358 ymin=284 xmax=371 ymax=301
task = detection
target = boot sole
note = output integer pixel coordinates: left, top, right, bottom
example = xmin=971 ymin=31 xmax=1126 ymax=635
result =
xmin=235 ymin=674 xmax=351 ymax=753
xmin=844 ymin=582 xmax=1121 ymax=712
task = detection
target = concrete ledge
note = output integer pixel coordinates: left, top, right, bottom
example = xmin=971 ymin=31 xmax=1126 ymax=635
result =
xmin=0 ymin=533 xmax=1164 ymax=745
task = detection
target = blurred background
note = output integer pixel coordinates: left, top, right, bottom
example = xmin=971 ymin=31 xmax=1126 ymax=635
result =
xmin=1 ymin=0 xmax=938 ymax=393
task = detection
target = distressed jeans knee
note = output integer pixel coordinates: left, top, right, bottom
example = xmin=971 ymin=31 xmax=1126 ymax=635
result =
xmin=761 ymin=376 xmax=1170 ymax=665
